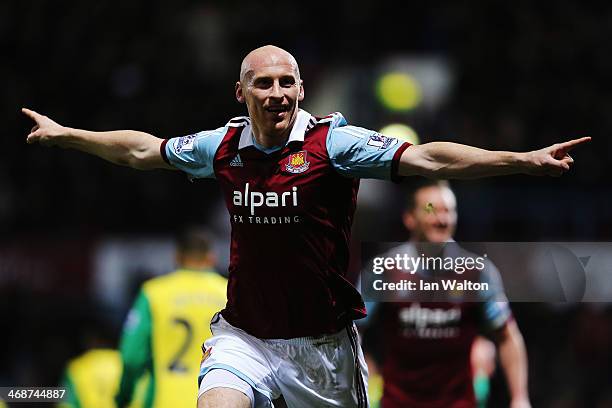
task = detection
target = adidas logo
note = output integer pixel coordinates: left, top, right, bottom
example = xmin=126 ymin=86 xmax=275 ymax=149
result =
xmin=230 ymin=154 xmax=243 ymax=167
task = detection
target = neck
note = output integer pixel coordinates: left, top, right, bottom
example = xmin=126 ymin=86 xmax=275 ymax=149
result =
xmin=251 ymin=110 xmax=299 ymax=148
xmin=252 ymin=126 xmax=291 ymax=148
xmin=179 ymin=263 xmax=213 ymax=271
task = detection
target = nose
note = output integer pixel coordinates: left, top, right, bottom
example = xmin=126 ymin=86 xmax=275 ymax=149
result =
xmin=270 ymin=81 xmax=283 ymax=99
xmin=434 ymin=210 xmax=450 ymax=226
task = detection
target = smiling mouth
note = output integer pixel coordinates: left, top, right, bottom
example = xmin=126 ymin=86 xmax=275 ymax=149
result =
xmin=266 ymin=105 xmax=290 ymax=113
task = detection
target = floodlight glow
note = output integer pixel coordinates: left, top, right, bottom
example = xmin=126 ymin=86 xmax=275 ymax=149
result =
xmin=379 ymin=123 xmax=420 ymax=145
xmin=376 ymin=72 xmax=422 ymax=111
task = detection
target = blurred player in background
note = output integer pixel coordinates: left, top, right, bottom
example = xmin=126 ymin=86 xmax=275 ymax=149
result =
xmin=24 ymin=45 xmax=587 ymax=408
xmin=115 ymin=229 xmax=227 ymax=408
xmin=59 ymin=349 xmax=123 ymax=408
xmin=57 ymin=320 xmax=147 ymax=408
xmin=361 ymin=180 xmax=530 ymax=408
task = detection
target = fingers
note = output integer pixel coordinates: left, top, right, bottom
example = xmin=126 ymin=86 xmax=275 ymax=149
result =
xmin=556 ymin=156 xmax=572 ymax=171
xmin=549 ymin=137 xmax=589 ymax=160
xmin=26 ymin=129 xmax=41 ymax=144
xmin=21 ymin=107 xmax=43 ymax=122
xmin=558 ymin=136 xmax=591 ymax=152
xmin=544 ymin=156 xmax=571 ymax=177
xmin=22 ymin=108 xmax=54 ymax=145
xmin=560 ymin=160 xmax=570 ymax=171
xmin=23 ymin=108 xmax=41 ymax=143
xmin=560 ymin=155 xmax=574 ymax=165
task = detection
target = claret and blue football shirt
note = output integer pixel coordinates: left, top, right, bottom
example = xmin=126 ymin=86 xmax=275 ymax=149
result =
xmin=161 ymin=110 xmax=411 ymax=339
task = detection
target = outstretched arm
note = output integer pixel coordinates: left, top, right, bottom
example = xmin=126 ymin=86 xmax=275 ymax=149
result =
xmin=23 ymin=108 xmax=172 ymax=170
xmin=398 ymin=137 xmax=590 ymax=179
xmin=495 ymin=320 xmax=531 ymax=408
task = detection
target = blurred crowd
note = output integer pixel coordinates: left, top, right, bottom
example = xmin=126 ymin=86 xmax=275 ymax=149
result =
xmin=2 ymin=1 xmax=612 ymax=406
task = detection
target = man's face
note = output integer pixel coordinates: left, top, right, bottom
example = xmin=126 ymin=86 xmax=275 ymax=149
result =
xmin=236 ymin=62 xmax=304 ymax=139
xmin=403 ymin=186 xmax=457 ymax=243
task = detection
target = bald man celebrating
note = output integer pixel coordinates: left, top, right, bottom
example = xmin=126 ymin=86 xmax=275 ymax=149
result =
xmin=23 ymin=45 xmax=589 ymax=408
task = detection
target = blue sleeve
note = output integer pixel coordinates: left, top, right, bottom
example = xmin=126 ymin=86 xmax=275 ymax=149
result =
xmin=326 ymin=124 xmax=411 ymax=180
xmin=162 ymin=127 xmax=227 ymax=179
xmin=478 ymin=261 xmax=512 ymax=331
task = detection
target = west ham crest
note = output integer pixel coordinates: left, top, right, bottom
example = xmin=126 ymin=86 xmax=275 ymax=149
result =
xmin=285 ymin=151 xmax=310 ymax=174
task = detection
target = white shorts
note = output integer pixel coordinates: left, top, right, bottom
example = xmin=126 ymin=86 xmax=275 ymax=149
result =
xmin=197 ymin=313 xmax=369 ymax=408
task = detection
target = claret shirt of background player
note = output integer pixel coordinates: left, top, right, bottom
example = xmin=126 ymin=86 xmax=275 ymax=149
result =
xmin=361 ymin=243 xmax=512 ymax=408
xmin=162 ymin=110 xmax=411 ymax=339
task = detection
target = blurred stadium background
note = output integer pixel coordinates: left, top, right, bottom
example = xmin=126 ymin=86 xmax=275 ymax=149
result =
xmin=2 ymin=1 xmax=612 ymax=406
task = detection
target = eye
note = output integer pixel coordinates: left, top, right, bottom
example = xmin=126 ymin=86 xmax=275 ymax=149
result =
xmin=280 ymin=77 xmax=296 ymax=87
xmin=253 ymin=78 xmax=273 ymax=89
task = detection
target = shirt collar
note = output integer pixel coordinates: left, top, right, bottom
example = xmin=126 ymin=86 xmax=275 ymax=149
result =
xmin=238 ymin=109 xmax=313 ymax=150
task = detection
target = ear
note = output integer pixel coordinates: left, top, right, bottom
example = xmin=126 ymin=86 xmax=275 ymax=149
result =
xmin=402 ymin=210 xmax=416 ymax=232
xmin=235 ymin=81 xmax=245 ymax=103
xmin=298 ymin=79 xmax=304 ymax=102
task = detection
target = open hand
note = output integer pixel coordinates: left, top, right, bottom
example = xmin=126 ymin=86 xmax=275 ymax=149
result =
xmin=22 ymin=108 xmax=67 ymax=146
xmin=524 ymin=137 xmax=591 ymax=176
